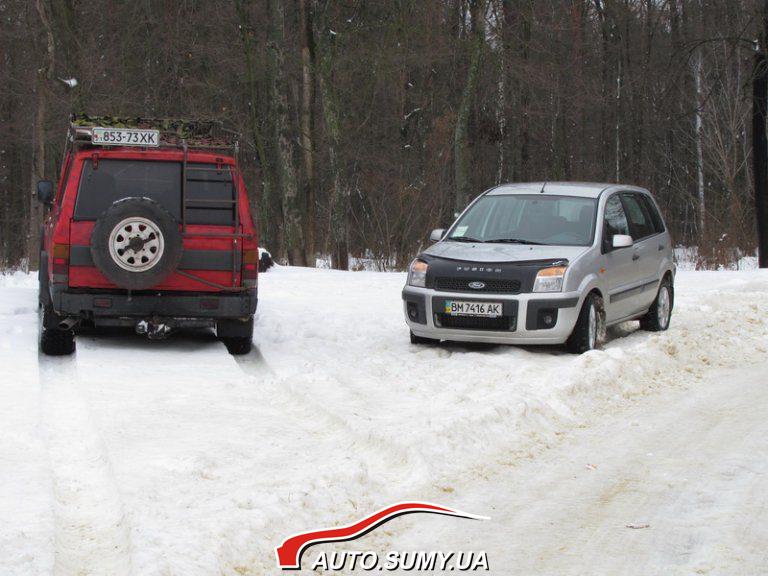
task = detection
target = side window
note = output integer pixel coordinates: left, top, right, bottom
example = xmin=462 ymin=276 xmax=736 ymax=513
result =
xmin=639 ymin=195 xmax=665 ymax=233
xmin=603 ymin=194 xmax=630 ymax=245
xmin=620 ymin=193 xmax=655 ymax=240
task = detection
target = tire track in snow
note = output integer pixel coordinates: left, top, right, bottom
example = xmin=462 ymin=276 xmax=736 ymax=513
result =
xmin=232 ymin=343 xmax=275 ymax=376
xmin=39 ymin=355 xmax=133 ymax=576
xmin=235 ymin=344 xmax=431 ymax=494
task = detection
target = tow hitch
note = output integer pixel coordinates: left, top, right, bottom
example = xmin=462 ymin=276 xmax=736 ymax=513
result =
xmin=136 ymin=319 xmax=172 ymax=340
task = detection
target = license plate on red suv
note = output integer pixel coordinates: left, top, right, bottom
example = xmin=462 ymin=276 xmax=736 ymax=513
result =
xmin=92 ymin=127 xmax=159 ymax=147
xmin=444 ymin=300 xmax=502 ymax=317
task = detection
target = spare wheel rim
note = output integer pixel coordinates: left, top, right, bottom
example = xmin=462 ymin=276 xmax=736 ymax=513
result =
xmin=108 ymin=217 xmax=165 ymax=272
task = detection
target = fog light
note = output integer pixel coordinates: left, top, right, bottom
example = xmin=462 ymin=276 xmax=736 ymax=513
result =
xmin=537 ymin=308 xmax=558 ymax=329
xmin=407 ymin=302 xmax=418 ymax=320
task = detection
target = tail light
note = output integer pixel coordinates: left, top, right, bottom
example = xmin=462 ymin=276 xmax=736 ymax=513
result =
xmin=52 ymin=243 xmax=70 ymax=282
xmin=242 ymin=248 xmax=258 ymax=287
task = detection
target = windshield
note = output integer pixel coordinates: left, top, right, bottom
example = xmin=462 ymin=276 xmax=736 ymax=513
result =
xmin=448 ymin=194 xmax=597 ymax=246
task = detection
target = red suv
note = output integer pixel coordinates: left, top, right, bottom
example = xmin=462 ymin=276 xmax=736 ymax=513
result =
xmin=37 ymin=116 xmax=259 ymax=356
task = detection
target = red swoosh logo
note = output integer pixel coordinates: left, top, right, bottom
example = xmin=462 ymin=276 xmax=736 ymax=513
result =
xmin=275 ymin=501 xmax=488 ymax=570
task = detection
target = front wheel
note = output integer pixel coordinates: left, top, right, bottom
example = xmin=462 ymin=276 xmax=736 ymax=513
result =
xmin=640 ymin=277 xmax=673 ymax=332
xmin=566 ymin=293 xmax=605 ymax=354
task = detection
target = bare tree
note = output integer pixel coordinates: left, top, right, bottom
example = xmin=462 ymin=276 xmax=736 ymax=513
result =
xmin=316 ymin=3 xmax=349 ymax=270
xmin=298 ymin=0 xmax=316 ymax=266
xmin=268 ymin=0 xmax=306 ymax=266
xmin=454 ymin=0 xmax=485 ymax=213
xmin=27 ymin=0 xmax=55 ymax=270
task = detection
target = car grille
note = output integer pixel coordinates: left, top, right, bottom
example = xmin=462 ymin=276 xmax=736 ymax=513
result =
xmin=434 ymin=314 xmax=514 ymax=331
xmin=434 ymin=277 xmax=521 ymax=294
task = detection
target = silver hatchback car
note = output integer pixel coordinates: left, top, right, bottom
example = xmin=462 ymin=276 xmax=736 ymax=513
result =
xmin=402 ymin=182 xmax=675 ymax=353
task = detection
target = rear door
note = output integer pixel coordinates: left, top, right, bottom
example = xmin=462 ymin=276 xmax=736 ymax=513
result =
xmin=619 ymin=192 xmax=660 ymax=310
xmin=68 ymin=159 xmax=240 ymax=291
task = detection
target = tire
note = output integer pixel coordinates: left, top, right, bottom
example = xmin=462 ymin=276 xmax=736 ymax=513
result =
xmin=566 ymin=293 xmax=605 ymax=354
xmin=90 ymin=197 xmax=182 ymax=290
xmin=40 ymin=327 xmax=76 ymax=356
xmin=218 ymin=317 xmax=254 ymax=355
xmin=40 ymin=305 xmax=75 ymax=356
xmin=222 ymin=337 xmax=252 ymax=355
xmin=640 ymin=276 xmax=674 ymax=332
xmin=38 ymin=250 xmax=50 ymax=308
xmin=410 ymin=331 xmax=436 ymax=345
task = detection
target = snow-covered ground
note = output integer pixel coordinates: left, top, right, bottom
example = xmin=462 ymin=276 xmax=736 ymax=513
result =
xmin=0 ymin=267 xmax=766 ymax=575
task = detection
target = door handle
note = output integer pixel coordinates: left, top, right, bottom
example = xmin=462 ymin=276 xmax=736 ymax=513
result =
xmin=658 ymin=244 xmax=665 ymax=251
xmin=632 ymin=253 xmax=640 ymax=261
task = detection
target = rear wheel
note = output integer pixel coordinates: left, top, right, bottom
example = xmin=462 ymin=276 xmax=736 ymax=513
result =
xmin=222 ymin=337 xmax=252 ymax=355
xmin=40 ymin=305 xmax=75 ymax=356
xmin=640 ymin=276 xmax=673 ymax=332
xmin=566 ymin=293 xmax=605 ymax=354
xmin=38 ymin=251 xmax=50 ymax=309
xmin=218 ymin=317 xmax=254 ymax=355
xmin=410 ymin=331 xmax=436 ymax=345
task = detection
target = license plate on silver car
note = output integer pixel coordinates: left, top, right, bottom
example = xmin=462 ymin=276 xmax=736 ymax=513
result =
xmin=92 ymin=127 xmax=160 ymax=147
xmin=444 ymin=300 xmax=502 ymax=317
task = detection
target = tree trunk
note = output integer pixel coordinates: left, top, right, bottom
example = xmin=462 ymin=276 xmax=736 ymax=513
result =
xmin=754 ymin=0 xmax=768 ymax=268
xmin=52 ymin=0 xmax=84 ymax=113
xmin=693 ymin=48 xmax=706 ymax=239
xmin=268 ymin=0 xmax=305 ymax=266
xmin=316 ymin=6 xmax=349 ymax=270
xmin=28 ymin=0 xmax=55 ymax=271
xmin=299 ymin=0 xmax=316 ymax=266
xmin=235 ymin=0 xmax=278 ymax=254
xmin=454 ymin=0 xmax=484 ymax=213
xmin=519 ymin=1 xmax=531 ymax=181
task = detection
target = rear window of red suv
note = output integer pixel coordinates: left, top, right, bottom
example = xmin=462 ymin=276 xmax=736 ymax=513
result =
xmin=74 ymin=159 xmax=236 ymax=226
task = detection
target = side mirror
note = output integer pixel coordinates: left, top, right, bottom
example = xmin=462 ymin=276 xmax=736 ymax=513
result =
xmin=37 ymin=180 xmax=54 ymax=206
xmin=612 ymin=234 xmax=633 ymax=249
xmin=429 ymin=228 xmax=445 ymax=242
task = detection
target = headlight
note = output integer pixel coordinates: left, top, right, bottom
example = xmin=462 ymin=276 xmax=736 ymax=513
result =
xmin=533 ymin=265 xmax=567 ymax=292
xmin=408 ymin=259 xmax=428 ymax=287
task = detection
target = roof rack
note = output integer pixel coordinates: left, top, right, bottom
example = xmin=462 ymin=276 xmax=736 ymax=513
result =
xmin=67 ymin=113 xmax=240 ymax=155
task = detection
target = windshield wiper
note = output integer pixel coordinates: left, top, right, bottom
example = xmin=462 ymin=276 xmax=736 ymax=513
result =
xmin=486 ymin=238 xmax=545 ymax=245
xmin=447 ymin=236 xmax=486 ymax=243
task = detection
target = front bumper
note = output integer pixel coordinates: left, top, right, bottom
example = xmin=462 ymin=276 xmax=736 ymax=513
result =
xmin=402 ymin=285 xmax=581 ymax=344
xmin=52 ymin=286 xmax=257 ymax=325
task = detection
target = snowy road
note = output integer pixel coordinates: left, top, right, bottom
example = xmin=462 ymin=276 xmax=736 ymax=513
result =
xmin=0 ymin=267 xmax=766 ymax=575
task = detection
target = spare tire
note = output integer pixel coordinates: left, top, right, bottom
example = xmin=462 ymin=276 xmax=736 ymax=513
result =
xmin=90 ymin=197 xmax=183 ymax=290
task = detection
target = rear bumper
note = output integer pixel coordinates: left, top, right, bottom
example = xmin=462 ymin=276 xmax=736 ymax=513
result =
xmin=52 ymin=286 xmax=257 ymax=320
xmin=402 ymin=285 xmax=582 ymax=345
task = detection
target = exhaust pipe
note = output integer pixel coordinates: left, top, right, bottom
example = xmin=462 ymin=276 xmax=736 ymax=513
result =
xmin=58 ymin=317 xmax=78 ymax=330
xmin=136 ymin=319 xmax=172 ymax=340
xmin=147 ymin=323 xmax=171 ymax=340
